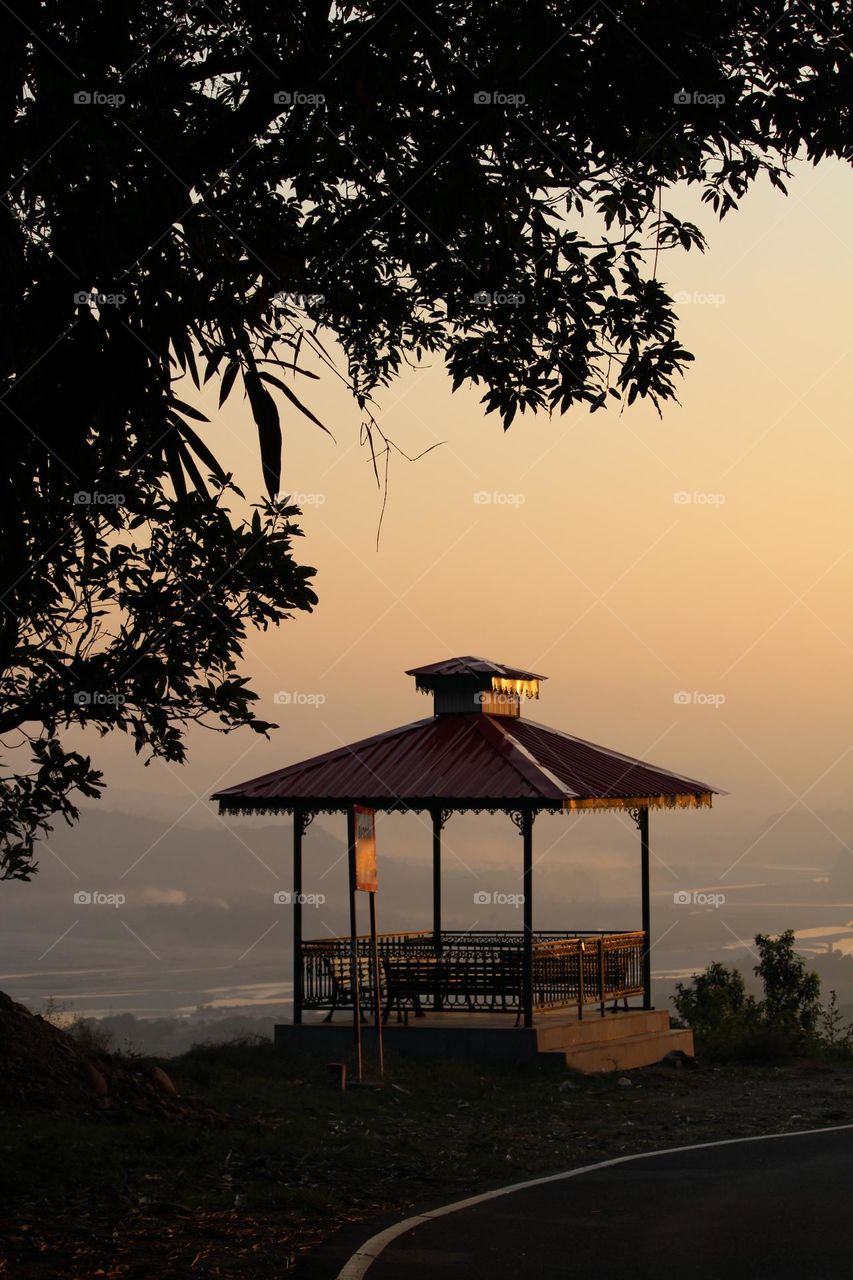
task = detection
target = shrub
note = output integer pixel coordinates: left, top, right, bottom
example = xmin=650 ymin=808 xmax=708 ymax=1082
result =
xmin=673 ymin=930 xmax=853 ymax=1062
xmin=67 ymin=1017 xmax=115 ymax=1056
xmin=673 ymin=962 xmax=757 ymax=1038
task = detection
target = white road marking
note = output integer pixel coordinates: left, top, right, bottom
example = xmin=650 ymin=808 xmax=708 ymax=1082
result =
xmin=336 ymin=1123 xmax=853 ymax=1279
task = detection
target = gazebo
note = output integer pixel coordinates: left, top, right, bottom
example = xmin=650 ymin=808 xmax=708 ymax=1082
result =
xmin=213 ymin=657 xmax=719 ymax=1070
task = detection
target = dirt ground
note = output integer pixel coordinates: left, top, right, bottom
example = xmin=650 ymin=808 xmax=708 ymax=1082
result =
xmin=2 ymin=997 xmax=853 ymax=1277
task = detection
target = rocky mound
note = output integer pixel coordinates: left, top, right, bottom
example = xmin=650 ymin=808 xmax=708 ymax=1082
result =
xmin=0 ymin=992 xmax=221 ymax=1122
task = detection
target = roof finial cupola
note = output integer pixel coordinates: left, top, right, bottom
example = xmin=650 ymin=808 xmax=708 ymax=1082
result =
xmin=405 ymin=656 xmax=546 ymax=718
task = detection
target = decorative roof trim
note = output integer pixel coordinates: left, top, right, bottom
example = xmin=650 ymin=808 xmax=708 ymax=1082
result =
xmin=216 ymin=792 xmax=714 ymax=818
xmin=561 ymin=793 xmax=714 ymax=812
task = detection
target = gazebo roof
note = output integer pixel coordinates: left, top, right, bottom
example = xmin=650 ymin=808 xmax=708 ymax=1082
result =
xmin=406 ymin=656 xmax=547 ymax=683
xmin=213 ymin=705 xmax=719 ymax=816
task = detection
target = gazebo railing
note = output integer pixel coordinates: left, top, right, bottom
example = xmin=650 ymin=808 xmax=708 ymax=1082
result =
xmin=301 ymin=930 xmax=432 ymax=1013
xmin=532 ymin=932 xmax=645 ymax=1012
xmin=301 ymin=930 xmax=644 ymax=1020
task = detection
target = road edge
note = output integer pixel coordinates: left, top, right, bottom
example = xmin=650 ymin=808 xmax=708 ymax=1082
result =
xmin=336 ymin=1122 xmax=853 ymax=1279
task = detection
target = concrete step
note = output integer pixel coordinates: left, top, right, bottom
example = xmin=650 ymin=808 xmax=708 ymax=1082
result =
xmin=535 ymin=1008 xmax=670 ymax=1052
xmin=559 ymin=1027 xmax=694 ymax=1073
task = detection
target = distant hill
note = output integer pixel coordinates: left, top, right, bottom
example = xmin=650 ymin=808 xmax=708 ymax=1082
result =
xmin=3 ymin=800 xmax=853 ymax=1022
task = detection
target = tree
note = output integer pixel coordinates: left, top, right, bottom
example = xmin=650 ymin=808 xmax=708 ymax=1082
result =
xmin=0 ymin=477 xmax=316 ymax=880
xmin=2 ymin=1 xmax=852 ymax=872
xmin=754 ymin=929 xmax=822 ymax=1034
xmin=674 ymin=931 xmax=830 ymax=1059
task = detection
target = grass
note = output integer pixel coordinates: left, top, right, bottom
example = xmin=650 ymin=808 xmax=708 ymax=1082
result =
xmin=3 ymin=1041 xmax=853 ymax=1276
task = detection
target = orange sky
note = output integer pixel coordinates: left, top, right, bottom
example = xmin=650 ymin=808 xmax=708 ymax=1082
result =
xmin=79 ymin=157 xmax=853 ymax=889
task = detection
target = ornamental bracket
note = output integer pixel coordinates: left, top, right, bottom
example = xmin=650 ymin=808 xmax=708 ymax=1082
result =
xmin=508 ymin=808 xmax=535 ymax=833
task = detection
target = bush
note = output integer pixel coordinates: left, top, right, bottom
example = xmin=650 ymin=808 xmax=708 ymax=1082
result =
xmin=673 ymin=962 xmax=757 ymax=1036
xmin=67 ymin=1017 xmax=115 ymax=1056
xmin=673 ymin=930 xmax=853 ymax=1063
xmin=818 ymin=989 xmax=853 ymax=1052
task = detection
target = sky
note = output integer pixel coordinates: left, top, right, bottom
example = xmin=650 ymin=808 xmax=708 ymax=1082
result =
xmin=4 ymin=155 xmax=853 ymax=1022
xmin=104 ymin=155 xmax=853 ymax=849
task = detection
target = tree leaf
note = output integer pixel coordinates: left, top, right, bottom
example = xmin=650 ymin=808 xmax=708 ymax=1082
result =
xmin=170 ymin=397 xmax=210 ymax=423
xmin=219 ymin=360 xmax=240 ymax=408
xmin=259 ymin=373 xmax=333 ymax=438
xmin=244 ymin=372 xmax=282 ymax=497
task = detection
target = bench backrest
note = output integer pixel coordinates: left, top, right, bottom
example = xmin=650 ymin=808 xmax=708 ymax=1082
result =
xmin=325 ymin=954 xmax=377 ymax=995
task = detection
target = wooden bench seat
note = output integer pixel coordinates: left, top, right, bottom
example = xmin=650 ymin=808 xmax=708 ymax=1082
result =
xmin=382 ymin=950 xmax=525 ymax=1022
xmin=322 ymin=954 xmax=376 ymax=1023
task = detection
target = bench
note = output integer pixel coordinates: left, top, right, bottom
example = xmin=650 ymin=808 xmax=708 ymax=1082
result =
xmin=381 ymin=955 xmax=435 ymax=1022
xmin=382 ymin=950 xmax=525 ymax=1022
xmin=322 ymin=954 xmax=376 ymax=1023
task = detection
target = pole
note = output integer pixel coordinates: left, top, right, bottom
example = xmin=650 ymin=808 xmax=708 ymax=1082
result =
xmin=577 ymin=939 xmax=585 ymax=1021
xmin=292 ymin=809 xmax=304 ymax=1025
xmin=432 ymin=808 xmax=443 ymax=1011
xmin=346 ymin=807 xmax=363 ymax=1079
xmin=598 ymin=936 xmax=606 ymax=1019
xmin=639 ymin=806 xmax=652 ymax=1009
xmin=522 ymin=810 xmax=534 ymax=1030
xmin=369 ymin=890 xmax=384 ymax=1076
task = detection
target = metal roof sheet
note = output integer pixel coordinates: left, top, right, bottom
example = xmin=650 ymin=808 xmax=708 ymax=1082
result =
xmin=213 ymin=713 xmax=719 ymax=814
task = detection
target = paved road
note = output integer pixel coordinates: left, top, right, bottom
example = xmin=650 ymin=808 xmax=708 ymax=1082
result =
xmin=336 ymin=1127 xmax=853 ymax=1280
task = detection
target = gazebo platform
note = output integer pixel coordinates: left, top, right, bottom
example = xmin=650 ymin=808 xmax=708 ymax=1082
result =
xmin=275 ymin=1006 xmax=693 ymax=1073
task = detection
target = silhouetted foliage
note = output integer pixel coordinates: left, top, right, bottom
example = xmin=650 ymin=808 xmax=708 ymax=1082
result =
xmin=753 ymin=929 xmax=822 ymax=1035
xmin=0 ymin=474 xmax=316 ymax=879
xmin=673 ymin=930 xmax=853 ymax=1061
xmin=671 ymin=960 xmax=758 ymax=1039
xmin=2 ymin=2 xmax=852 ymax=873
xmin=817 ymin=989 xmax=853 ymax=1050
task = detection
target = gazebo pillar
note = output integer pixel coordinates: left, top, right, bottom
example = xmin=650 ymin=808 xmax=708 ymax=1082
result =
xmin=431 ymin=809 xmax=442 ymax=952
xmin=432 ymin=808 xmax=438 ymax=1008
xmin=639 ymin=807 xmax=652 ymax=1009
xmin=291 ymin=808 xmax=308 ymax=1025
xmin=514 ymin=809 xmax=535 ymax=1029
xmin=427 ymin=808 xmax=448 ymax=1008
